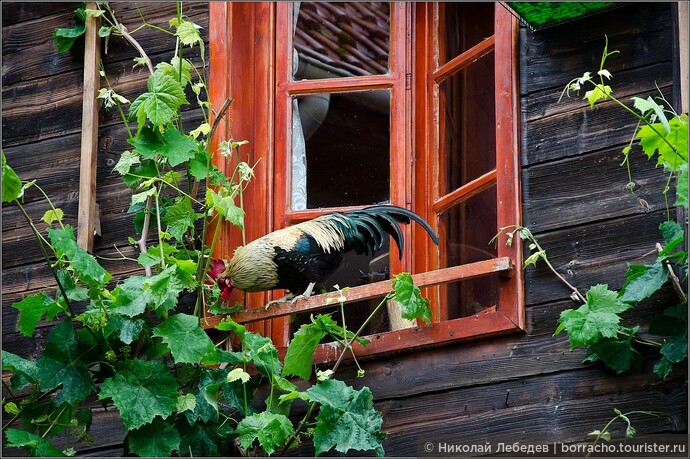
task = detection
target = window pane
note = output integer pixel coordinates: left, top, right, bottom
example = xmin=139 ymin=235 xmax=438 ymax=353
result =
xmin=439 ymin=52 xmax=495 ymax=194
xmin=439 ymin=2 xmax=494 ymax=65
xmin=293 ymin=2 xmax=390 ymax=80
xmin=444 ymin=274 xmax=500 ymax=319
xmin=439 ymin=185 xmax=498 ymax=319
xmin=291 ymin=90 xmax=390 ymax=210
xmin=439 ymin=185 xmax=497 ymax=268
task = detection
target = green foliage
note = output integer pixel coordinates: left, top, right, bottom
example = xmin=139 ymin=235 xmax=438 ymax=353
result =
xmin=3 ymin=3 xmax=441 ymax=457
xmin=306 ymin=380 xmax=386 ymax=457
xmin=543 ymin=39 xmax=689 ymax=380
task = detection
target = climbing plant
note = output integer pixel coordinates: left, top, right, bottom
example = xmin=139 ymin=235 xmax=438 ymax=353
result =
xmin=2 ymin=3 xmax=432 ymax=456
xmin=496 ymin=37 xmax=688 ymax=379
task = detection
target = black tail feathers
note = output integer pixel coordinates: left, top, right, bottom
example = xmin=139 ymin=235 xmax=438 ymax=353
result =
xmin=338 ymin=205 xmax=439 ymax=259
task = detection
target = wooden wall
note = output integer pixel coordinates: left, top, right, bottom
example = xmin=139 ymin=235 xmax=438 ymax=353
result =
xmin=2 ymin=3 xmax=208 ymax=455
xmin=2 ymin=2 xmax=686 ymax=457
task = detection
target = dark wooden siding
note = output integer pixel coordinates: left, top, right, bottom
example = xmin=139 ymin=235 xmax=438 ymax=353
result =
xmin=2 ymin=2 xmax=686 ymax=457
xmin=2 ymin=3 xmax=208 ymax=456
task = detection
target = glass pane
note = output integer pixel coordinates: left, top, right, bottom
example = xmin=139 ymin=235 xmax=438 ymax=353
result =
xmin=444 ymin=274 xmax=500 ymax=319
xmin=290 ymin=242 xmax=392 ymax=337
xmin=291 ymin=90 xmax=390 ymax=210
xmin=439 ymin=185 xmax=498 ymax=319
xmin=439 ymin=2 xmax=494 ymax=65
xmin=293 ymin=2 xmax=390 ymax=80
xmin=439 ymin=52 xmax=495 ymax=195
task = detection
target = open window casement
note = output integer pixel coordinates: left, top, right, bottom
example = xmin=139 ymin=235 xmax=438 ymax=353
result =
xmin=207 ymin=2 xmax=524 ymax=362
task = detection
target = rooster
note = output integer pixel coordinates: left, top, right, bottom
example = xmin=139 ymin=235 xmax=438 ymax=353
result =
xmin=213 ymin=205 xmax=438 ymax=305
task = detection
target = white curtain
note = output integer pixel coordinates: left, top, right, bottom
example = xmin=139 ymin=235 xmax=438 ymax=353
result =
xmin=291 ymin=2 xmax=308 ymax=210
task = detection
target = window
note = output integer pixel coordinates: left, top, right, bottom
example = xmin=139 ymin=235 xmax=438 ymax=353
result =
xmin=207 ymin=2 xmax=523 ymax=361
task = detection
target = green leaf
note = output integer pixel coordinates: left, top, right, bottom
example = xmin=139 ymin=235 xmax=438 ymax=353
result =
xmin=153 ymin=313 xmax=218 ymax=365
xmin=12 ymin=292 xmax=64 ymax=337
xmin=282 ymin=321 xmax=327 ymax=380
xmin=177 ymin=420 xmax=222 ymax=457
xmin=107 ymin=276 xmax=152 ymax=317
xmin=392 ymin=272 xmax=432 ymax=325
xmin=36 ymin=319 xmax=95 ymax=405
xmin=584 ymin=84 xmax=612 ymax=108
xmin=660 ymin=329 xmax=687 ymax=363
xmin=52 ymin=20 xmax=86 ymax=53
xmin=162 ymin=197 xmax=202 ymax=242
xmin=48 ymin=226 xmax=112 ymax=287
xmin=187 ymin=369 xmax=228 ymax=423
xmin=207 ymin=187 xmax=245 ymax=227
xmin=129 ymin=70 xmax=188 ymax=128
xmin=660 ymin=220 xmax=686 ymax=252
xmin=632 ymin=96 xmax=670 ymax=133
xmin=653 ymin=357 xmax=674 ymax=379
xmin=676 ymin=162 xmax=688 ymax=208
xmin=127 ymin=418 xmax=181 ymax=457
xmin=175 ymin=20 xmax=203 ymax=47
xmin=99 ymin=359 xmax=179 ymax=430
xmin=619 ymin=262 xmax=668 ymax=304
xmin=585 ymin=337 xmax=644 ymax=374
xmin=636 ymin=114 xmax=688 ymax=172
xmin=243 ymin=331 xmax=282 ymax=379
xmin=2 ymin=350 xmax=39 ymax=390
xmin=235 ymin=412 xmax=295 ymax=456
xmin=146 ymin=265 xmax=188 ymax=314
xmin=306 ymin=379 xmax=386 ymax=456
xmin=4 ymin=429 xmax=66 ymax=457
xmin=557 ymin=285 xmax=628 ymax=349
xmin=41 ymin=208 xmax=64 ymax=225
xmin=105 ymin=315 xmax=144 ymax=345
xmin=2 ymin=152 xmax=23 ymax=202
xmin=155 ymin=57 xmax=194 ymax=87
xmin=113 ymin=151 xmax=140 ymax=175
xmin=176 ymin=394 xmax=197 ymax=413
xmin=129 ymin=126 xmax=198 ymax=167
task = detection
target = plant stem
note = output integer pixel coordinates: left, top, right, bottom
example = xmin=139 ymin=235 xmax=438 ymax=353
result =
xmin=656 ymin=242 xmax=687 ymax=303
xmin=41 ymin=404 xmax=70 ymax=439
xmin=14 ymin=200 xmax=75 ymax=316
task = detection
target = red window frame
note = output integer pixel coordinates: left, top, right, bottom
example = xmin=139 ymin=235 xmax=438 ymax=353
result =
xmin=206 ymin=2 xmax=524 ymax=362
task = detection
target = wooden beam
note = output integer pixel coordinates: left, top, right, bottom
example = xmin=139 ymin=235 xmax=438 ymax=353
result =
xmin=202 ymin=257 xmax=513 ymax=327
xmin=77 ymin=3 xmax=101 ymax=252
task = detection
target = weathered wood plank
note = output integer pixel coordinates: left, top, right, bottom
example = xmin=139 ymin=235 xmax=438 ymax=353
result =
xmin=1 ymin=3 xmax=208 ymax=85
xmin=523 ymin=210 xmax=674 ymax=306
xmin=521 ymin=84 xmax=673 ymax=167
xmin=522 ymin=147 xmax=673 ymax=233
xmin=1 ymin=2 xmax=78 ymax=27
xmin=521 ymin=61 xmax=673 ymax=123
xmin=519 ymin=3 xmax=672 ymax=95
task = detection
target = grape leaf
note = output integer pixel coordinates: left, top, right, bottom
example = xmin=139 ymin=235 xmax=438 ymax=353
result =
xmin=392 ymin=272 xmax=432 ymax=325
xmin=36 ymin=319 xmax=95 ymax=405
xmin=660 ymin=329 xmax=688 ymax=364
xmin=636 ymin=114 xmax=688 ymax=172
xmin=128 ymin=70 xmax=188 ymax=128
xmin=12 ymin=292 xmax=64 ymax=337
xmin=178 ymin=420 xmax=222 ymax=457
xmin=129 ymin=126 xmax=198 ymax=167
xmin=155 ymin=57 xmax=194 ymax=87
xmin=584 ymin=84 xmax=612 ymax=108
xmin=306 ymin=379 xmax=386 ymax=456
xmin=162 ymin=197 xmax=202 ymax=242
xmin=556 ymin=285 xmax=627 ymax=349
xmin=619 ymin=262 xmax=668 ymax=304
xmin=105 ymin=315 xmax=144 ymax=345
xmin=175 ymin=20 xmax=203 ymax=47
xmin=4 ymin=429 xmax=66 ymax=457
xmin=2 ymin=350 xmax=39 ymax=390
xmin=127 ymin=418 xmax=181 ymax=457
xmin=99 ymin=359 xmax=179 ymax=430
xmin=659 ymin=220 xmax=686 ymax=253
xmin=2 ymin=152 xmax=23 ymax=202
xmin=654 ymin=357 xmax=674 ymax=379
xmin=152 ymin=313 xmax=218 ymax=364
xmin=235 ymin=412 xmax=295 ymax=456
xmin=185 ymin=369 xmax=226 ymax=424
xmin=113 ymin=151 xmax=140 ymax=175
xmin=242 ymin=331 xmax=282 ymax=379
xmin=206 ymin=187 xmax=245 ymax=227
xmin=48 ymin=226 xmax=112 ymax=287
xmin=282 ymin=321 xmax=327 ymax=380
xmin=41 ymin=208 xmax=63 ymax=225
xmin=584 ymin=337 xmax=644 ymax=374
xmin=107 ymin=276 xmax=153 ymax=317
